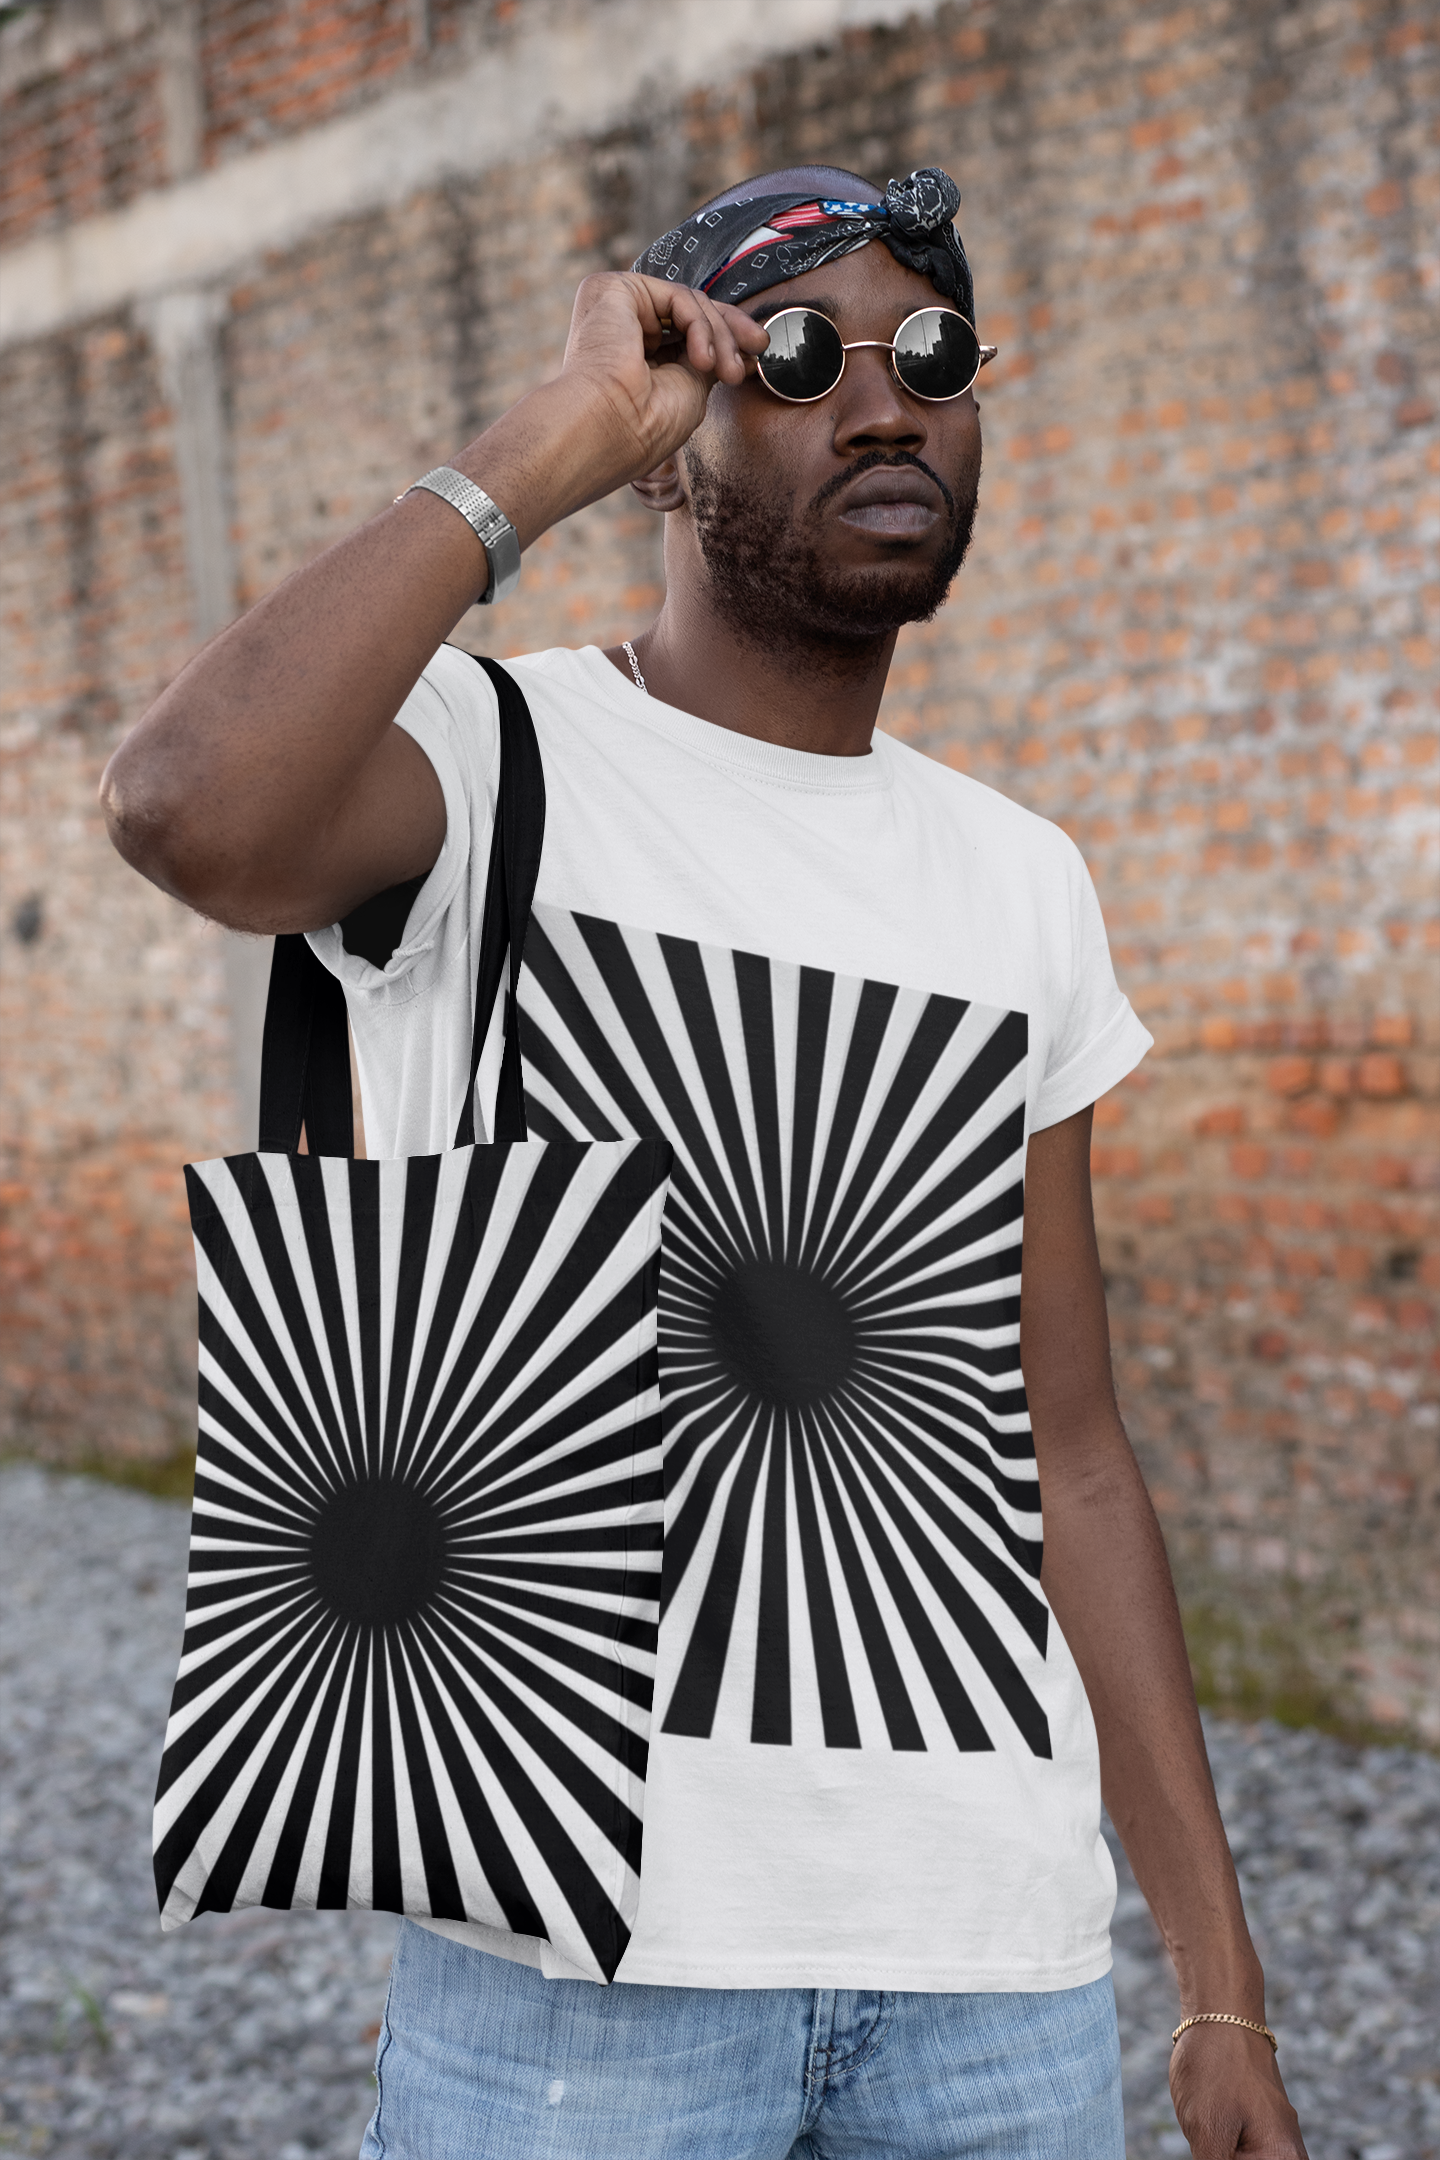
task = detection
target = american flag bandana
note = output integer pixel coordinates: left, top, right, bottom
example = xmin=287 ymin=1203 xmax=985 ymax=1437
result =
xmin=634 ymin=168 xmax=975 ymax=321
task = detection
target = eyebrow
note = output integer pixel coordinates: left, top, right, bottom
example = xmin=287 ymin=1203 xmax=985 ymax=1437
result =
xmin=746 ymin=293 xmax=842 ymax=324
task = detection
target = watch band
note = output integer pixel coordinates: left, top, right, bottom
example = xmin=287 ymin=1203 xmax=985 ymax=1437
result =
xmin=404 ymin=466 xmax=521 ymax=605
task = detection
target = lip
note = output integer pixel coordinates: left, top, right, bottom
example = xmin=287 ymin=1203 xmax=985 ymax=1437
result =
xmin=834 ymin=465 xmax=944 ymax=539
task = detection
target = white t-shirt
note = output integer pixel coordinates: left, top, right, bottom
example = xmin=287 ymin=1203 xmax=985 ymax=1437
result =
xmin=311 ymin=641 xmax=1152 ymax=1991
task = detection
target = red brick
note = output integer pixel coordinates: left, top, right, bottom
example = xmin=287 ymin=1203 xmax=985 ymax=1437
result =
xmin=1290 ymin=1097 xmax=1342 ymax=1138
xmin=1358 ymin=1054 xmax=1408 ymax=1098
xmin=1092 ymin=1145 xmax=1143 ymax=1179
xmin=1364 ymin=177 xmax=1406 ymax=217
xmin=1267 ymin=1056 xmax=1315 ymax=1096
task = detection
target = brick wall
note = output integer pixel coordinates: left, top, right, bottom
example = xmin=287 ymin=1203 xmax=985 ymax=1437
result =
xmin=0 ymin=19 xmax=169 ymax=247
xmin=0 ymin=304 xmax=234 ymax=1459
xmin=1 ymin=0 xmax=1435 ymax=1736
xmin=198 ymin=0 xmax=415 ymax=162
xmin=0 ymin=0 xmax=487 ymax=246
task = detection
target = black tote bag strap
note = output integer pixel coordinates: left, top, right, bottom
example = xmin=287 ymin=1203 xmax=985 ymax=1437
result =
xmin=257 ymin=933 xmax=355 ymax=1155
xmin=255 ymin=652 xmax=545 ymax=1156
xmin=455 ymin=655 xmax=546 ymax=1146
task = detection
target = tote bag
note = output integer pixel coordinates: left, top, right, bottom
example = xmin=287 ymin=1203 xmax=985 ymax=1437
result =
xmin=152 ymin=659 xmax=671 ymax=1983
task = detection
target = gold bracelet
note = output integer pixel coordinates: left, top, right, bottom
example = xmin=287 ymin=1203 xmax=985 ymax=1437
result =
xmin=1172 ymin=2012 xmax=1278 ymax=2054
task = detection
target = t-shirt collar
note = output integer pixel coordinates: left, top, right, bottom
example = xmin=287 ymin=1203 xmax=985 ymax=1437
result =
xmin=572 ymin=646 xmax=894 ymax=795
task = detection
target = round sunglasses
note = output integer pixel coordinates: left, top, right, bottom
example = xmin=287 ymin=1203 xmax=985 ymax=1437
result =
xmin=756 ymin=305 xmax=997 ymax=405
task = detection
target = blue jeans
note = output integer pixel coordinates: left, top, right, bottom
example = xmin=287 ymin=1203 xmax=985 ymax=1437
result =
xmin=360 ymin=1921 xmax=1124 ymax=2158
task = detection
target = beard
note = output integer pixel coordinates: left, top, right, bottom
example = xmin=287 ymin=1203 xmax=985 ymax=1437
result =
xmin=682 ymin=439 xmax=978 ymax=669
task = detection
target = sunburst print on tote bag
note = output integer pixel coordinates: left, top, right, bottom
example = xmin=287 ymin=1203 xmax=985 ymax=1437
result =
xmin=153 ymin=661 xmax=672 ymax=1985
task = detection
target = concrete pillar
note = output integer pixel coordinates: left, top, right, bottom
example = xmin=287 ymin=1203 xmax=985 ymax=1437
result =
xmin=156 ymin=0 xmax=203 ymax=183
xmin=142 ymin=284 xmax=271 ymax=1149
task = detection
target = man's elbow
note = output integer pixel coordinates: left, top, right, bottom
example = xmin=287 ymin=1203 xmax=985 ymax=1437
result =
xmin=100 ymin=733 xmax=202 ymax=897
xmin=100 ymin=737 xmax=343 ymax=934
xmin=100 ymin=734 xmax=261 ymax=926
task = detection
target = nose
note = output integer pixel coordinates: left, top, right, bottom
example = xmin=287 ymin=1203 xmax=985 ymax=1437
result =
xmin=831 ymin=345 xmax=928 ymax=455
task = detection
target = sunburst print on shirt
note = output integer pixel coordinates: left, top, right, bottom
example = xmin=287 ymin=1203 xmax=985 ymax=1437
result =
xmin=519 ymin=904 xmax=1052 ymax=1762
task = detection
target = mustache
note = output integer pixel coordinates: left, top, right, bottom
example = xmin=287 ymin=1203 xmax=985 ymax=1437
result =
xmin=809 ymin=447 xmax=957 ymax=518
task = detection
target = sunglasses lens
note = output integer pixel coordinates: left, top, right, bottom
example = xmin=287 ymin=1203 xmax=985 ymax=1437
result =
xmin=893 ymin=309 xmax=981 ymax=400
xmin=757 ymin=309 xmax=846 ymax=401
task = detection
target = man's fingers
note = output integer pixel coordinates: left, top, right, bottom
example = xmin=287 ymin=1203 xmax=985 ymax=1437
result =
xmin=631 ymin=276 xmax=704 ymax=343
xmin=711 ymin=300 xmax=769 ymax=381
xmin=684 ymin=307 xmax=717 ymax=375
xmin=684 ymin=295 xmax=768 ymax=383
xmin=561 ymin=270 xmax=770 ymax=473
xmin=627 ymin=278 xmax=766 ymax=386
xmin=572 ymin=272 xmax=770 ymax=394
xmin=715 ymin=302 xmax=771 ymax=349
xmin=660 ymin=288 xmax=732 ymax=382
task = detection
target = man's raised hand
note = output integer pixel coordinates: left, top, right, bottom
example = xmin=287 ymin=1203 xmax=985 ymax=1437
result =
xmin=557 ymin=272 xmax=769 ymax=495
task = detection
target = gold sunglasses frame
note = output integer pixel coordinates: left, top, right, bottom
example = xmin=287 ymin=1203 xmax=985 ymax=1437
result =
xmin=756 ymin=305 xmax=999 ymax=404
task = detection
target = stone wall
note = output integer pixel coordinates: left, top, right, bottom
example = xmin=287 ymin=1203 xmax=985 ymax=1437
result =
xmin=1 ymin=0 xmax=1435 ymax=1736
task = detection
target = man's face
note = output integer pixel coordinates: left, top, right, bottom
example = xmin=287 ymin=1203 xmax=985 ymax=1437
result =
xmin=672 ymin=242 xmax=983 ymax=657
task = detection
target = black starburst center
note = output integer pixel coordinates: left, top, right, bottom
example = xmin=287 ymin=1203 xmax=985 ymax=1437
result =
xmin=707 ymin=1259 xmax=856 ymax=1406
xmin=307 ymin=1477 xmax=449 ymax=1628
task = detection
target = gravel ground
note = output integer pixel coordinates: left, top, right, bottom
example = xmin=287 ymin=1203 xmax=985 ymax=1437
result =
xmin=1 ymin=1464 xmax=1436 ymax=2159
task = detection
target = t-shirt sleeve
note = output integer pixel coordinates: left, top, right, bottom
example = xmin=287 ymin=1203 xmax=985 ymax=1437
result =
xmin=1031 ymin=840 xmax=1153 ymax=1132
xmin=306 ymin=641 xmax=499 ymax=1001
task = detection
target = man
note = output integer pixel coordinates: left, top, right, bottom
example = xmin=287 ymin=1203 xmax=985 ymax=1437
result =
xmin=103 ymin=165 xmax=1306 ymax=2158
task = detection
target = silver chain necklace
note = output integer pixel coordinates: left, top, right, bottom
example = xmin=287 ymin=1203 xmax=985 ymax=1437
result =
xmin=621 ymin=640 xmax=648 ymax=695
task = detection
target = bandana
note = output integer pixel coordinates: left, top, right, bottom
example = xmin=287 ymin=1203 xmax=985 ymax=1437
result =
xmin=634 ymin=167 xmax=975 ymax=323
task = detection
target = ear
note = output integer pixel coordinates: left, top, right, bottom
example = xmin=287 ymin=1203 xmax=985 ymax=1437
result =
xmin=629 ymin=455 xmax=687 ymax=514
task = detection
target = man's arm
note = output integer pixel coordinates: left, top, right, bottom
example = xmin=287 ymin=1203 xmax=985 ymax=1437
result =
xmin=1022 ymin=1105 xmax=1307 ymax=2160
xmin=99 ymin=279 xmax=767 ymax=932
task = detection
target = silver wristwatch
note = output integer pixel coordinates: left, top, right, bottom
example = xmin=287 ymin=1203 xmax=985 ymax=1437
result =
xmin=404 ymin=466 xmax=521 ymax=605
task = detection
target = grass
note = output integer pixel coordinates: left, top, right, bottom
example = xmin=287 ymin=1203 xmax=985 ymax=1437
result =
xmin=1192 ymin=1684 xmax=1422 ymax=1755
xmin=54 ymin=1979 xmax=111 ymax=2055
xmin=1 ymin=1446 xmax=196 ymax=1503
xmin=80 ymin=1448 xmax=197 ymax=1502
xmin=1184 ymin=1598 xmax=1430 ymax=1754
